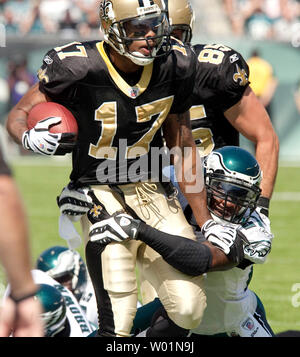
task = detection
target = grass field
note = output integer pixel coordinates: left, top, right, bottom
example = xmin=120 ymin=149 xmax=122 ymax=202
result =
xmin=1 ymin=157 xmax=300 ymax=335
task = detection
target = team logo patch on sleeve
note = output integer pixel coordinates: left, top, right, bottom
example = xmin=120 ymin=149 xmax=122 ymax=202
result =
xmin=233 ymin=64 xmax=248 ymax=86
xmin=37 ymin=68 xmax=49 ymax=83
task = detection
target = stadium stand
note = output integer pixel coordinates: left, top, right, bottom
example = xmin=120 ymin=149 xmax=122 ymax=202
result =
xmin=1 ymin=0 xmax=300 ymax=161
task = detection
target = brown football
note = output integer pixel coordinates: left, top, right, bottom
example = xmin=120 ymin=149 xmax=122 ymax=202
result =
xmin=27 ymin=102 xmax=78 ymax=135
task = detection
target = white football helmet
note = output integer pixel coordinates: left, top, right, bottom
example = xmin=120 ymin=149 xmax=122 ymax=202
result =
xmin=99 ymin=0 xmax=171 ymax=66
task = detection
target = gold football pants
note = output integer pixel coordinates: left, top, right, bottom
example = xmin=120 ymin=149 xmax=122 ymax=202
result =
xmin=81 ymin=182 xmax=206 ymax=337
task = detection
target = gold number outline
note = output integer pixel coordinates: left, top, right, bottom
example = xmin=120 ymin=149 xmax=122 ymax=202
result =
xmin=198 ymin=44 xmax=231 ymax=65
xmin=171 ymin=37 xmax=188 ymax=56
xmin=88 ymin=96 xmax=174 ymax=159
xmin=54 ymin=42 xmax=88 ymax=60
xmin=190 ymin=105 xmax=215 ymax=156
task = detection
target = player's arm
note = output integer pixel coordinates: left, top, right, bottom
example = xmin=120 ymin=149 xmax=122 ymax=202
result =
xmin=163 ymin=111 xmax=211 ymax=227
xmin=0 ymin=175 xmax=37 ymax=299
xmin=0 ymin=166 xmax=43 ymax=337
xmin=6 ymin=83 xmax=47 ymax=144
xmin=134 ymin=222 xmax=245 ymax=274
xmin=240 ymin=212 xmax=274 ymax=265
xmin=225 ymin=86 xmax=279 ymax=200
xmin=6 ymin=83 xmax=75 ymax=156
xmin=7 ymin=43 xmax=83 ymax=156
xmin=87 ymin=211 xmax=247 ymax=273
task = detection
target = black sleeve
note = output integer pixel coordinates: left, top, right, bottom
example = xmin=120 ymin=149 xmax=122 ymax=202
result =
xmin=138 ymin=222 xmax=212 ymax=276
xmin=169 ymin=40 xmax=197 ymax=114
xmin=193 ymin=44 xmax=250 ymax=112
xmin=37 ymin=43 xmax=89 ymax=102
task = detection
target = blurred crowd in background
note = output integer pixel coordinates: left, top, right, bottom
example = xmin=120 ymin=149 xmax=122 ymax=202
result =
xmin=0 ymin=0 xmax=300 ymax=44
xmin=0 ymin=0 xmax=101 ymax=124
xmin=223 ymin=0 xmax=300 ymax=45
xmin=0 ymin=0 xmax=100 ymax=38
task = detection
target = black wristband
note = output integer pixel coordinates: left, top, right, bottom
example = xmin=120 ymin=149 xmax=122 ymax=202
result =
xmin=257 ymin=196 xmax=270 ymax=208
xmin=257 ymin=196 xmax=270 ymax=217
xmin=10 ymin=289 xmax=39 ymax=304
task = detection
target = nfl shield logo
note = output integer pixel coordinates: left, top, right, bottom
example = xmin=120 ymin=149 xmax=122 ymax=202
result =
xmin=129 ymin=87 xmax=139 ymax=98
xmin=242 ymin=317 xmax=255 ymax=331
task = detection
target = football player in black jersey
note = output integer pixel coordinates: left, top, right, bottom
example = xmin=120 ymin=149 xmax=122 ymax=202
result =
xmin=6 ymin=0 xmax=242 ymax=337
xmin=165 ymin=0 xmax=279 ymax=234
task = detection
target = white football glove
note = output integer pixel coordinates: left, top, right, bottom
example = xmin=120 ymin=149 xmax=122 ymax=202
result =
xmin=57 ymin=184 xmax=93 ymax=219
xmin=201 ymin=219 xmax=249 ymax=264
xmin=89 ymin=213 xmax=141 ymax=245
xmin=240 ymin=213 xmax=274 ymax=264
xmin=22 ymin=117 xmax=76 ymax=156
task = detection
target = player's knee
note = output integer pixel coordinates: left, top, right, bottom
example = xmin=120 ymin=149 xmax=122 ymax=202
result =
xmin=168 ymin=295 xmax=206 ymax=329
xmin=168 ymin=310 xmax=202 ymax=330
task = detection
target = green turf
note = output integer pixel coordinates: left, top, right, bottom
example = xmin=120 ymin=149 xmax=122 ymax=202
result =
xmin=1 ymin=160 xmax=299 ymax=335
xmin=248 ymin=166 xmax=300 ymax=334
xmin=11 ymin=160 xmax=78 ymax=256
xmin=0 ymin=159 xmax=83 ymax=297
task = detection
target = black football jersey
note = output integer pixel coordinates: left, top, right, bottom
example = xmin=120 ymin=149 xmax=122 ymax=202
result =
xmin=190 ymin=43 xmax=250 ymax=156
xmin=38 ymin=40 xmax=196 ymax=185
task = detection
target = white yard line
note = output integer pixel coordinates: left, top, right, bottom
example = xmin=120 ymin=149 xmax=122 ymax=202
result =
xmin=272 ymin=192 xmax=300 ymax=201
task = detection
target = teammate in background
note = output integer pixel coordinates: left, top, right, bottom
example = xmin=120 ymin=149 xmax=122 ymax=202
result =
xmin=36 ymin=246 xmax=98 ymax=328
xmin=3 ymin=269 xmax=94 ymax=337
xmin=167 ymin=0 xmax=279 ymax=214
xmin=0 ymin=147 xmax=43 ymax=337
xmin=92 ymin=146 xmax=275 ymax=337
xmin=247 ymin=49 xmax=278 ymax=121
xmin=294 ymin=79 xmax=300 ymax=114
xmin=6 ymin=0 xmax=242 ymax=337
